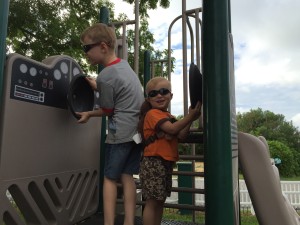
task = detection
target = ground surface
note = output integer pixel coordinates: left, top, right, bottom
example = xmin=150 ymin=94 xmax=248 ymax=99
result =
xmin=77 ymin=213 xmax=204 ymax=225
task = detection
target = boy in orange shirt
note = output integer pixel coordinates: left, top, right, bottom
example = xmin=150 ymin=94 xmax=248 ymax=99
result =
xmin=138 ymin=77 xmax=201 ymax=225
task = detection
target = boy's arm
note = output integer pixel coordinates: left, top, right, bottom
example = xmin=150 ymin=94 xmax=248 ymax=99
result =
xmin=177 ymin=104 xmax=203 ymax=140
xmin=76 ymin=108 xmax=113 ymax=123
xmin=177 ymin=121 xmax=193 ymax=141
xmin=85 ymin=77 xmax=97 ymax=90
xmin=159 ymin=101 xmax=201 ymax=136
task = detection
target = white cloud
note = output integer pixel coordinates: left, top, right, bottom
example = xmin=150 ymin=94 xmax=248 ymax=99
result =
xmin=292 ymin=114 xmax=300 ymax=130
xmin=112 ymin=0 xmax=300 ymax=130
xmin=170 ymin=74 xmax=185 ymax=116
xmin=231 ymin=0 xmax=300 ymax=127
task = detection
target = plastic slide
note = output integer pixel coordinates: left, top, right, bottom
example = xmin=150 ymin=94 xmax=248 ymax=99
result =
xmin=238 ymin=132 xmax=300 ymax=225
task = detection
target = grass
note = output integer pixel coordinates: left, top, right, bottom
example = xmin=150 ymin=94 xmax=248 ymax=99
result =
xmin=163 ymin=209 xmax=205 ymax=224
xmin=281 ymin=176 xmax=300 ymax=181
xmin=240 ymin=211 xmax=259 ymax=225
xmin=163 ymin=208 xmax=259 ymax=225
xmin=239 ymin=174 xmax=300 ymax=182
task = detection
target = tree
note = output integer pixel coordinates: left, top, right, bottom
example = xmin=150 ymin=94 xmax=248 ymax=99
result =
xmin=7 ymin=0 xmax=173 ymax=82
xmin=237 ymin=108 xmax=300 ymax=177
xmin=123 ymin=0 xmax=170 ymax=18
xmin=7 ymin=0 xmax=105 ymax=67
xmin=237 ymin=108 xmax=300 ymax=151
xmin=268 ymin=140 xmax=299 ymax=177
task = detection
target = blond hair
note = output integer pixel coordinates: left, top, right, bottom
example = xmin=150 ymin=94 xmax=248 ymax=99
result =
xmin=138 ymin=77 xmax=172 ymax=140
xmin=146 ymin=77 xmax=171 ymax=95
xmin=80 ymin=23 xmax=116 ymax=50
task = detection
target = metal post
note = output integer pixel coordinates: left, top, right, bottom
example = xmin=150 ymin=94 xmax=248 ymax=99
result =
xmin=202 ymin=0 xmax=234 ymax=224
xmin=0 ymin=0 xmax=10 ymax=106
xmin=181 ymin=0 xmax=188 ymax=116
xmin=177 ymin=162 xmax=193 ymax=215
xmin=134 ymin=0 xmax=139 ymax=75
xmin=97 ymin=6 xmax=110 ymax=213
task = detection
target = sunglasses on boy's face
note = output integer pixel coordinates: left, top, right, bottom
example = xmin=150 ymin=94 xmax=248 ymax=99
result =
xmin=82 ymin=43 xmax=100 ymax=53
xmin=147 ymin=88 xmax=171 ymax=98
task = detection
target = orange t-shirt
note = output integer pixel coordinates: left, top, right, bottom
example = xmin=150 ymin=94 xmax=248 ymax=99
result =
xmin=143 ymin=109 xmax=179 ymax=161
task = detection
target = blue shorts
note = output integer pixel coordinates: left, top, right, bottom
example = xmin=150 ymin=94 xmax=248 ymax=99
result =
xmin=104 ymin=142 xmax=142 ymax=180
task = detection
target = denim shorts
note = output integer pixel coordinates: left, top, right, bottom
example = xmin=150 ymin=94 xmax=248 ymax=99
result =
xmin=104 ymin=141 xmax=142 ymax=180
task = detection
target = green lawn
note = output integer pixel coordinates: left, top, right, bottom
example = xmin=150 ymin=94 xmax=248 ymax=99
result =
xmin=281 ymin=176 xmax=300 ymax=181
xmin=240 ymin=211 xmax=259 ymax=225
xmin=239 ymin=173 xmax=300 ymax=181
xmin=163 ymin=209 xmax=259 ymax=225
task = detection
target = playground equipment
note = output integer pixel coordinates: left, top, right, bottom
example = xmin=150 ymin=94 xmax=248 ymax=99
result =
xmin=67 ymin=74 xmax=95 ymax=119
xmin=0 ymin=53 xmax=101 ymax=224
xmin=238 ymin=132 xmax=300 ymax=225
xmin=0 ymin=0 xmax=263 ymax=225
xmin=0 ymin=0 xmax=239 ymax=225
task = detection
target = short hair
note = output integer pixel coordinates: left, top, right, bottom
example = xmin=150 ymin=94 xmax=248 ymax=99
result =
xmin=146 ymin=77 xmax=171 ymax=94
xmin=80 ymin=23 xmax=116 ymax=50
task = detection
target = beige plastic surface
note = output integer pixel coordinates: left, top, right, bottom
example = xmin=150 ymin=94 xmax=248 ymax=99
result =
xmin=0 ymin=53 xmax=101 ymax=225
xmin=238 ymin=132 xmax=300 ymax=225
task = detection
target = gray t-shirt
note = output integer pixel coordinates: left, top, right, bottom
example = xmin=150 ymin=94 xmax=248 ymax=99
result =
xmin=96 ymin=59 xmax=144 ymax=144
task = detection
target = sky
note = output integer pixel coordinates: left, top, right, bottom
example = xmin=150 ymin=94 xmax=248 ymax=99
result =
xmin=112 ymin=0 xmax=300 ymax=129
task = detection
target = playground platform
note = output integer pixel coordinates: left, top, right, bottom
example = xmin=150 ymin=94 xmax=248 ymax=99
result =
xmin=77 ymin=213 xmax=204 ymax=225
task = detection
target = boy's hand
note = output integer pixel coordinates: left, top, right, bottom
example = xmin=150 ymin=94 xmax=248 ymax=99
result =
xmin=188 ymin=101 xmax=201 ymax=121
xmin=76 ymin=111 xmax=90 ymax=123
xmin=85 ymin=76 xmax=97 ymax=90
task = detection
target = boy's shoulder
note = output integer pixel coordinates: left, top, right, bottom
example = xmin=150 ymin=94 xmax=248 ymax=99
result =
xmin=148 ymin=108 xmax=168 ymax=114
xmin=147 ymin=109 xmax=174 ymax=119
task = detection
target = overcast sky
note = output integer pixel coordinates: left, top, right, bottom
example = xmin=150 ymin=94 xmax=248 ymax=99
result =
xmin=112 ymin=0 xmax=300 ymax=129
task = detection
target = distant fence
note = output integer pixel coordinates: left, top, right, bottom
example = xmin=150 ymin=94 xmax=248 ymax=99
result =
xmin=167 ymin=178 xmax=300 ymax=213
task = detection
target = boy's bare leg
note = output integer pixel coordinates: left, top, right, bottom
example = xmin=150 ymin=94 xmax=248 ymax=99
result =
xmin=103 ymin=177 xmax=117 ymax=225
xmin=143 ymin=199 xmax=164 ymax=225
xmin=121 ymin=174 xmax=137 ymax=225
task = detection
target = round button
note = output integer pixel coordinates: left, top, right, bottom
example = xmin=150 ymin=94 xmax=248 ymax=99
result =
xmin=54 ymin=69 xmax=62 ymax=80
xmin=60 ymin=62 xmax=69 ymax=74
xmin=29 ymin=67 xmax=37 ymax=76
xmin=20 ymin=64 xmax=28 ymax=73
xmin=73 ymin=67 xmax=80 ymax=76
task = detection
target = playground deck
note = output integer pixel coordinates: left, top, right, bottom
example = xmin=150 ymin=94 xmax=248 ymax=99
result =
xmin=77 ymin=213 xmax=204 ymax=225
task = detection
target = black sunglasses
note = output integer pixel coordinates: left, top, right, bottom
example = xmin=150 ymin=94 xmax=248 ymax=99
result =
xmin=82 ymin=43 xmax=100 ymax=53
xmin=147 ymin=88 xmax=171 ymax=98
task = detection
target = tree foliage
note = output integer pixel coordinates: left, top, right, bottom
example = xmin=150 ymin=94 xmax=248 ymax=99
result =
xmin=237 ymin=108 xmax=300 ymax=177
xmin=268 ymin=140 xmax=298 ymax=177
xmin=7 ymin=0 xmax=173 ymax=83
xmin=8 ymin=0 xmax=104 ymax=64
xmin=237 ymin=108 xmax=300 ymax=151
xmin=123 ymin=0 xmax=170 ymax=18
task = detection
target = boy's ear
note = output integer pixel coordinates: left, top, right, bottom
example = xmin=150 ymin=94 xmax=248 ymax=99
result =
xmin=100 ymin=42 xmax=109 ymax=51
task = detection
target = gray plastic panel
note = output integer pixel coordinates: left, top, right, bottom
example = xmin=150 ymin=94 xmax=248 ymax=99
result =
xmin=0 ymin=53 xmax=102 ymax=225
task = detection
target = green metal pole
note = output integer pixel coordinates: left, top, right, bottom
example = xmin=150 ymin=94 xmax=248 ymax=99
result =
xmin=0 ymin=0 xmax=10 ymax=106
xmin=202 ymin=0 xmax=234 ymax=224
xmin=97 ymin=6 xmax=110 ymax=213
